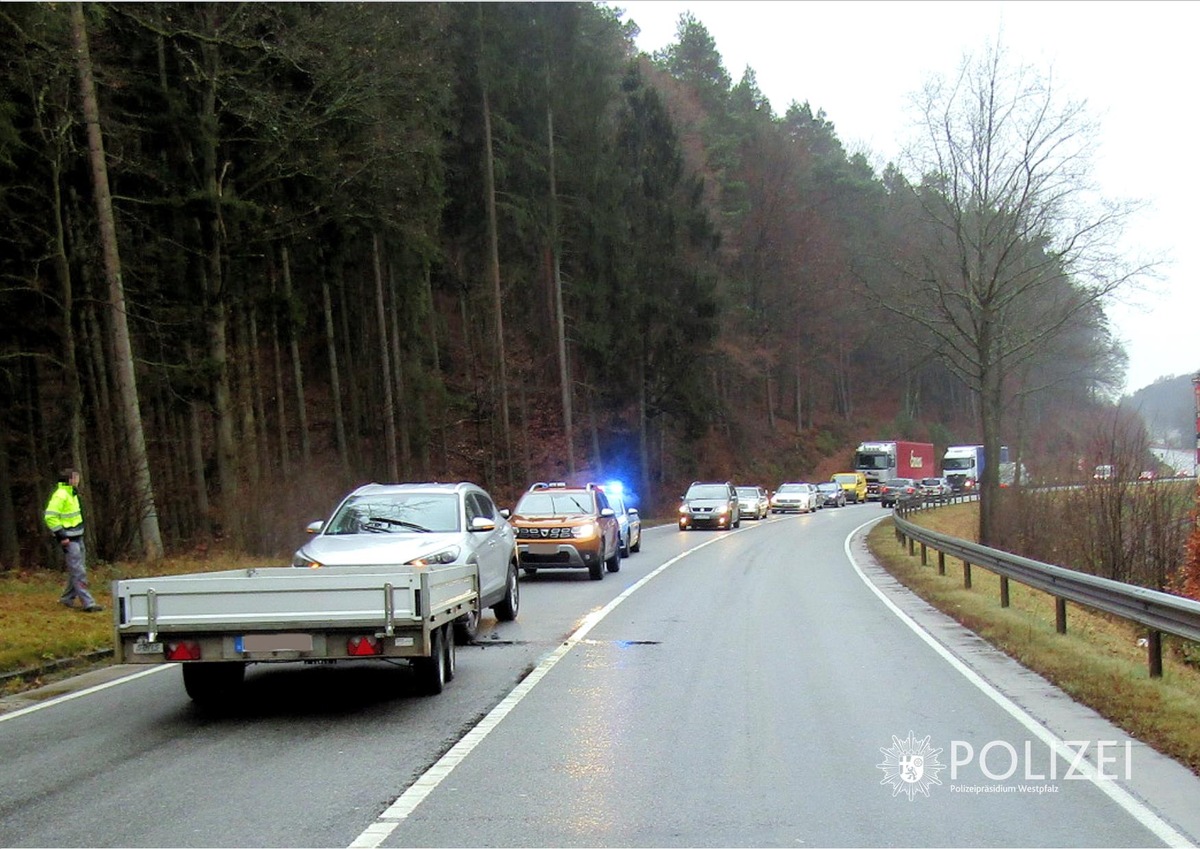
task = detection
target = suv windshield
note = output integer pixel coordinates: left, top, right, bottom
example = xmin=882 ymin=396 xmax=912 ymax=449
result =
xmin=735 ymin=487 xmax=758 ymax=497
xmin=777 ymin=483 xmax=804 ymax=493
xmin=833 ymin=474 xmax=858 ymax=484
xmin=686 ymin=484 xmax=730 ymax=499
xmin=327 ymin=493 xmax=459 ymax=534
xmin=516 ymin=491 xmax=594 ymax=516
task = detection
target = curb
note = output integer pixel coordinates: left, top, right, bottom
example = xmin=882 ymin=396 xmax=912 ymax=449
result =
xmin=0 ymin=649 xmax=114 ymax=689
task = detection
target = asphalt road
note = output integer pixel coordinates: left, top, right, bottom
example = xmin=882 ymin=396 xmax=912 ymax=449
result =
xmin=2 ymin=504 xmax=1198 ymax=848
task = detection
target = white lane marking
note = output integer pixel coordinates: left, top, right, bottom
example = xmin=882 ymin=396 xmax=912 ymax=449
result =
xmin=843 ymin=517 xmax=1191 ymax=848
xmin=0 ymin=664 xmax=174 ymax=722
xmin=349 ymin=532 xmax=736 ymax=849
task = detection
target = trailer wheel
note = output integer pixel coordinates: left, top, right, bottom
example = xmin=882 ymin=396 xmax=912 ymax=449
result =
xmin=181 ymin=661 xmax=245 ymax=705
xmin=414 ymin=626 xmax=447 ymax=695
xmin=442 ymin=625 xmax=457 ymax=682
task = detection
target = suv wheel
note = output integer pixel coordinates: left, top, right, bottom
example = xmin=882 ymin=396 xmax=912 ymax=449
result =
xmin=619 ymin=530 xmax=630 ymax=558
xmin=605 ymin=540 xmax=620 ymax=573
xmin=492 ymin=563 xmax=519 ymax=622
xmin=453 ymin=606 xmax=480 ymax=644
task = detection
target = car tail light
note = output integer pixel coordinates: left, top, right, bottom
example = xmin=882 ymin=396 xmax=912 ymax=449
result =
xmin=347 ymin=635 xmax=381 ymax=656
xmin=165 ymin=641 xmax=202 ymax=661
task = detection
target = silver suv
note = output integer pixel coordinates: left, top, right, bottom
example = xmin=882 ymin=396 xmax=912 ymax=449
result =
xmin=293 ymin=481 xmax=519 ymax=643
xmin=679 ymin=481 xmax=741 ymax=530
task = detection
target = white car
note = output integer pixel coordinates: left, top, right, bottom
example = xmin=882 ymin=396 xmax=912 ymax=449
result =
xmin=736 ymin=485 xmax=770 ymax=520
xmin=771 ymin=482 xmax=819 ymax=514
xmin=293 ymin=481 xmax=519 ymax=643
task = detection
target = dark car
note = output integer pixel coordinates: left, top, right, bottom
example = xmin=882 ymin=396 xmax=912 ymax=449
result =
xmin=679 ymin=481 xmax=741 ymax=530
xmin=816 ymin=481 xmax=846 ymax=508
xmin=878 ymin=478 xmax=919 ymax=508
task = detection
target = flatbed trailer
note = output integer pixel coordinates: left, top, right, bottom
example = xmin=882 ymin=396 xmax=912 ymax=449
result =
xmin=112 ymin=563 xmax=477 ymax=703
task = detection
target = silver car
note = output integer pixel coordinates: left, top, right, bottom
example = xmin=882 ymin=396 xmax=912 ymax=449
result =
xmin=293 ymin=481 xmax=519 ymax=643
xmin=736 ymin=485 xmax=770 ymax=520
xmin=771 ymin=482 xmax=819 ymax=514
xmin=601 ymin=482 xmax=642 ymax=556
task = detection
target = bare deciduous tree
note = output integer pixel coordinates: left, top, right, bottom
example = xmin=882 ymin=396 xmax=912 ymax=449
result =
xmin=888 ymin=40 xmax=1154 ymax=544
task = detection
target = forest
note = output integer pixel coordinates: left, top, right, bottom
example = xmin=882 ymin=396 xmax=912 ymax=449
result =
xmin=0 ymin=3 xmax=1142 ymax=568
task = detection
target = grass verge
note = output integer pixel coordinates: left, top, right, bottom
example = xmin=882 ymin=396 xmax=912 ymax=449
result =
xmin=0 ymin=553 xmax=279 ymax=695
xmin=867 ymin=503 xmax=1200 ymax=776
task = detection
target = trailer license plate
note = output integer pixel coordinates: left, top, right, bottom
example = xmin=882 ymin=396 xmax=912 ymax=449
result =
xmin=239 ymin=633 xmax=314 ymax=653
xmin=132 ymin=641 xmax=163 ymax=655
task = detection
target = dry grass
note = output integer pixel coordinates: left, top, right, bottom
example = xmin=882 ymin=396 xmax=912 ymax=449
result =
xmin=0 ymin=552 xmax=279 ymax=693
xmin=868 ymin=503 xmax=1200 ymax=775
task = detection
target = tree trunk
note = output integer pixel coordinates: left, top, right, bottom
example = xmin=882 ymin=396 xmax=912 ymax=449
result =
xmin=322 ymin=276 xmax=350 ymax=474
xmin=548 ymin=104 xmax=575 ymax=478
xmin=481 ymin=83 xmax=512 ymax=483
xmin=373 ymin=232 xmax=399 ymax=480
xmin=388 ymin=261 xmax=412 ymax=475
xmin=280 ymin=246 xmax=311 ymax=465
xmin=70 ymin=2 xmax=163 ymax=560
xmin=234 ymin=305 xmax=260 ymax=488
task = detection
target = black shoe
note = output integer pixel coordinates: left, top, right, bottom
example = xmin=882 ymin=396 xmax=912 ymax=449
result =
xmin=82 ymin=604 xmax=105 ymax=613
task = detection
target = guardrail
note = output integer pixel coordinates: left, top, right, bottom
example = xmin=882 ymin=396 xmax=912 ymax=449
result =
xmin=890 ymin=496 xmax=1200 ymax=677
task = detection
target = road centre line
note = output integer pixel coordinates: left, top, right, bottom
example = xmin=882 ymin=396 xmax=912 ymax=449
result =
xmin=349 ymin=529 xmax=738 ymax=849
xmin=843 ymin=516 xmax=1191 ymax=848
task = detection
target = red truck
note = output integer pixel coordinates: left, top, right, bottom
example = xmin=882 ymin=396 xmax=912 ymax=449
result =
xmin=853 ymin=440 xmax=937 ymax=500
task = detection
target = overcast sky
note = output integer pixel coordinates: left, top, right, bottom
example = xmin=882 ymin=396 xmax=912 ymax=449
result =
xmin=612 ymin=0 xmax=1199 ymax=395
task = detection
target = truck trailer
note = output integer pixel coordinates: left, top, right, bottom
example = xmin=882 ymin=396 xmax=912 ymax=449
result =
xmin=853 ymin=440 xmax=936 ymax=500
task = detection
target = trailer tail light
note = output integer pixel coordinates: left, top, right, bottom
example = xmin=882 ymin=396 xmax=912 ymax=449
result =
xmin=347 ymin=635 xmax=381 ymax=657
xmin=165 ymin=641 xmax=202 ymax=661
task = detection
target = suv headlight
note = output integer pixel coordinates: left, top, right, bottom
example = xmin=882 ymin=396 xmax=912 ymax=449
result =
xmin=407 ymin=546 xmax=461 ymax=566
xmin=679 ymin=504 xmax=690 ymax=514
xmin=293 ymin=553 xmax=322 ymax=568
xmin=716 ymin=504 xmax=729 ymax=515
xmin=573 ymin=522 xmax=598 ymax=539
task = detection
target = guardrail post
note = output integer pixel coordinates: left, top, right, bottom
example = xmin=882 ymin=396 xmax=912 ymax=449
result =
xmin=908 ymin=537 xmax=916 ymax=556
xmin=937 ymin=551 xmax=946 ymax=576
xmin=1000 ymin=576 xmax=1010 ymax=608
xmin=1148 ymin=630 xmax=1163 ymax=678
xmin=1055 ymin=598 xmax=1067 ymax=634
xmin=920 ymin=542 xmax=928 ymax=566
xmin=963 ymin=560 xmax=972 ymax=589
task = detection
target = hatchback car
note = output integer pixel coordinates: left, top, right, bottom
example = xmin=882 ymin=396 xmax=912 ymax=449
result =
xmin=679 ymin=481 xmax=741 ymax=530
xmin=736 ymin=485 xmax=770 ymax=520
xmin=878 ymin=478 xmax=920 ymax=508
xmin=770 ymin=482 xmax=818 ymax=513
xmin=293 ymin=481 xmax=519 ymax=644
xmin=511 ymin=482 xmax=621 ymax=580
xmin=919 ymin=477 xmax=951 ymax=499
xmin=816 ymin=481 xmax=846 ymax=508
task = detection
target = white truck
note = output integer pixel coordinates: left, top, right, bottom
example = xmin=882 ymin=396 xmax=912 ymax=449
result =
xmin=112 ymin=563 xmax=477 ymax=704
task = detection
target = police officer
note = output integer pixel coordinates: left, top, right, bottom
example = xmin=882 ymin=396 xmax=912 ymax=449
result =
xmin=44 ymin=468 xmax=103 ymax=612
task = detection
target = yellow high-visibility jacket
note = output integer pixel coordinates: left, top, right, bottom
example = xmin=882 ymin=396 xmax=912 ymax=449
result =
xmin=44 ymin=483 xmax=84 ymax=540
